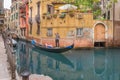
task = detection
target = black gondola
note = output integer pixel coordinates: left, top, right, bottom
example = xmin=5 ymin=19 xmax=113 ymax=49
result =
xmin=34 ymin=43 xmax=74 ymax=53
xmin=14 ymin=37 xmax=74 ymax=53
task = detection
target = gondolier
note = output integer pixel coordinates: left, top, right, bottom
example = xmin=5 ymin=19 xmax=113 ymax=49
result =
xmin=55 ymin=33 xmax=60 ymax=47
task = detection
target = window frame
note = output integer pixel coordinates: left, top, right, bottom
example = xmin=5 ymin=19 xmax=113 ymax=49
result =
xmin=47 ymin=28 xmax=53 ymax=37
xmin=76 ymin=28 xmax=83 ymax=37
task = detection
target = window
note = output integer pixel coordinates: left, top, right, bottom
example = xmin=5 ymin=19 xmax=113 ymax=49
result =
xmin=11 ymin=15 xmax=13 ymax=21
xmin=29 ymin=7 xmax=32 ymax=34
xmin=47 ymin=28 xmax=53 ymax=37
xmin=0 ymin=20 xmax=4 ymax=24
xmin=37 ymin=2 xmax=40 ymax=14
xmin=36 ymin=24 xmax=40 ymax=35
xmin=30 ymin=7 xmax=32 ymax=18
xmin=103 ymin=13 xmax=106 ymax=19
xmin=47 ymin=5 xmax=54 ymax=14
xmin=16 ymin=12 xmax=18 ymax=19
xmin=0 ymin=9 xmax=3 ymax=14
xmin=16 ymin=4 xmax=17 ymax=10
xmin=11 ymin=7 xmax=13 ymax=13
xmin=107 ymin=11 xmax=110 ymax=20
xmin=30 ymin=24 xmax=32 ymax=34
xmin=14 ymin=13 xmax=16 ymax=20
xmin=76 ymin=28 xmax=83 ymax=36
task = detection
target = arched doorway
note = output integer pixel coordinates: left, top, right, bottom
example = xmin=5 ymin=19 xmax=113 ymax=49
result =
xmin=94 ymin=23 xmax=106 ymax=47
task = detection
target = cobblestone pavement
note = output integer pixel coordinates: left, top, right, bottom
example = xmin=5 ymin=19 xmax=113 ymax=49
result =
xmin=0 ymin=35 xmax=11 ymax=80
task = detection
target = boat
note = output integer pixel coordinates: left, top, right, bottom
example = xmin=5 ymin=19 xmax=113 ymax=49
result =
xmin=34 ymin=43 xmax=74 ymax=53
xmin=14 ymin=37 xmax=74 ymax=53
xmin=12 ymin=39 xmax=17 ymax=48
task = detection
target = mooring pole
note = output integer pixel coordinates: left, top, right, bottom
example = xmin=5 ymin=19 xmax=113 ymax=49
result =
xmin=21 ymin=71 xmax=30 ymax=80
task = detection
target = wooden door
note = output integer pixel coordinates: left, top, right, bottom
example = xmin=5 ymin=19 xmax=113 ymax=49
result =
xmin=94 ymin=24 xmax=105 ymax=42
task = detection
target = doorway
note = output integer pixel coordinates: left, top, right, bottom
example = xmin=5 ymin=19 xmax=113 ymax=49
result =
xmin=94 ymin=23 xmax=106 ymax=47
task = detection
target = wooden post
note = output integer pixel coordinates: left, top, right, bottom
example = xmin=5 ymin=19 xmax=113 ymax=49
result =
xmin=21 ymin=71 xmax=30 ymax=80
xmin=12 ymin=50 xmax=16 ymax=80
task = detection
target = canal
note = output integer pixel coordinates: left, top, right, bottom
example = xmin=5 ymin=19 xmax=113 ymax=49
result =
xmin=15 ymin=40 xmax=120 ymax=80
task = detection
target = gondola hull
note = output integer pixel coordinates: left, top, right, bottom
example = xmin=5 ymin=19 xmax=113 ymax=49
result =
xmin=34 ymin=44 xmax=74 ymax=53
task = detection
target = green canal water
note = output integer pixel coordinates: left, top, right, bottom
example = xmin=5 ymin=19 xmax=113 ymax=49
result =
xmin=15 ymin=40 xmax=120 ymax=80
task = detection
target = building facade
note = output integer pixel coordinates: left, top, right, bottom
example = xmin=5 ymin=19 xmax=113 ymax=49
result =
xmin=4 ymin=9 xmax=11 ymax=30
xmin=27 ymin=0 xmax=113 ymax=48
xmin=19 ymin=0 xmax=29 ymax=38
xmin=101 ymin=0 xmax=120 ymax=46
xmin=0 ymin=0 xmax=4 ymax=32
xmin=10 ymin=0 xmax=22 ymax=36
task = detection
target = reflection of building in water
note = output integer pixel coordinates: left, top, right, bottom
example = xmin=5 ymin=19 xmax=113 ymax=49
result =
xmin=94 ymin=49 xmax=106 ymax=75
xmin=29 ymin=50 xmax=34 ymax=73
xmin=16 ymin=41 xmax=120 ymax=80
xmin=16 ymin=41 xmax=30 ymax=74
xmin=47 ymin=58 xmax=53 ymax=69
xmin=55 ymin=61 xmax=60 ymax=71
xmin=36 ymin=53 xmax=41 ymax=74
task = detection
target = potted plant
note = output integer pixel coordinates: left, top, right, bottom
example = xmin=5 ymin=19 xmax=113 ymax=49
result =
xmin=69 ymin=12 xmax=74 ymax=17
xmin=59 ymin=13 xmax=66 ymax=19
xmin=53 ymin=14 xmax=57 ymax=18
xmin=42 ymin=13 xmax=47 ymax=19
xmin=46 ymin=14 xmax=52 ymax=19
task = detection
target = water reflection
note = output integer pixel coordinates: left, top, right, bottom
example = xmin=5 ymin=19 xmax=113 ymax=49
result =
xmin=94 ymin=48 xmax=106 ymax=75
xmin=36 ymin=53 xmax=41 ymax=74
xmin=47 ymin=57 xmax=53 ymax=69
xmin=16 ymin=41 xmax=29 ymax=74
xmin=32 ymin=47 xmax=74 ymax=68
xmin=29 ymin=49 xmax=34 ymax=73
xmin=15 ymin=40 xmax=120 ymax=80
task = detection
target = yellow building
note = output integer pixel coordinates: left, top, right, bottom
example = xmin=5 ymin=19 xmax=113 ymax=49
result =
xmin=4 ymin=9 xmax=11 ymax=30
xmin=28 ymin=0 xmax=113 ymax=48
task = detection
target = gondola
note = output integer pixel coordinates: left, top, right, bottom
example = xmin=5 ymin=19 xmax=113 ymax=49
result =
xmin=34 ymin=43 xmax=74 ymax=53
xmin=14 ymin=37 xmax=74 ymax=53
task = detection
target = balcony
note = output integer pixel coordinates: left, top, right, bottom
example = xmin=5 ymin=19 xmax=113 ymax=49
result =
xmin=19 ymin=2 xmax=26 ymax=9
xmin=20 ymin=13 xmax=26 ymax=19
xmin=35 ymin=14 xmax=40 ymax=23
xmin=28 ymin=17 xmax=32 ymax=24
xmin=0 ymin=10 xmax=4 ymax=16
xmin=41 ymin=12 xmax=93 ymax=29
xmin=0 ymin=20 xmax=4 ymax=25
